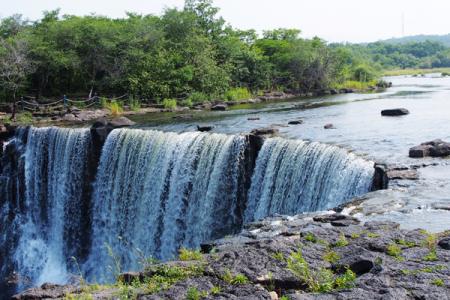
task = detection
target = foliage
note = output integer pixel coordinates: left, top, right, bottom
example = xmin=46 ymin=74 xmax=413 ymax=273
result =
xmin=0 ymin=1 xmax=381 ymax=104
xmin=128 ymin=97 xmax=141 ymax=111
xmin=221 ymin=269 xmax=249 ymax=285
xmin=186 ymin=287 xmax=208 ymax=300
xmin=14 ymin=111 xmax=33 ymax=124
xmin=286 ymin=249 xmax=356 ymax=293
xmin=178 ymin=248 xmax=203 ymax=261
xmin=386 ymin=243 xmax=402 ymax=259
xmin=162 ymin=98 xmax=177 ymax=110
xmin=304 ymin=232 xmax=317 ymax=243
xmin=333 ymin=234 xmax=349 ymax=247
xmin=323 ymin=250 xmax=340 ymax=263
xmin=224 ymin=87 xmax=252 ymax=102
xmin=109 ymin=100 xmax=123 ymax=116
xmin=431 ymin=278 xmax=445 ymax=287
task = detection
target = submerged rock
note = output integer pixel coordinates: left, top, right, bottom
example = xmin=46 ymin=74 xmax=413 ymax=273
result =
xmin=381 ymin=108 xmax=409 ymax=116
xmin=211 ymin=104 xmax=228 ymax=111
xmin=288 ymin=120 xmax=303 ymax=125
xmin=324 ymin=123 xmax=335 ymax=129
xmin=250 ymin=127 xmax=279 ymax=136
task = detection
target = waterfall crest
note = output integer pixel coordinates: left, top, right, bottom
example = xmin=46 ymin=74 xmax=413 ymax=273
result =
xmin=84 ymin=129 xmax=247 ymax=281
xmin=0 ymin=127 xmax=375 ymax=288
xmin=244 ymin=137 xmax=375 ymax=223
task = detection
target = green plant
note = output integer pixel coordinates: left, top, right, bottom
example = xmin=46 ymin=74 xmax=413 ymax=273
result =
xmin=109 ymin=100 xmax=123 ymax=116
xmin=334 ymin=234 xmax=349 ymax=247
xmin=386 ymin=243 xmax=402 ymax=259
xmin=179 ymin=248 xmax=203 ymax=261
xmin=180 ymin=98 xmax=193 ymax=107
xmin=279 ymin=296 xmax=289 ymax=300
xmin=431 ymin=278 xmax=445 ymax=287
xmin=304 ymin=232 xmax=317 ymax=243
xmin=231 ymin=274 xmax=249 ymax=285
xmin=224 ymin=87 xmax=251 ymax=102
xmin=105 ymin=243 xmax=122 ymax=281
xmin=350 ymin=233 xmax=360 ymax=239
xmin=186 ymin=287 xmax=205 ymax=300
xmin=366 ymin=232 xmax=380 ymax=238
xmin=396 ymin=239 xmax=416 ymax=248
xmin=272 ymin=251 xmax=285 ymax=261
xmin=14 ymin=112 xmax=33 ymax=124
xmin=187 ymin=92 xmax=209 ymax=104
xmin=423 ymin=250 xmax=438 ymax=262
xmin=334 ymin=268 xmax=356 ymax=290
xmin=129 ymin=98 xmax=141 ymax=111
xmin=210 ymin=286 xmax=221 ymax=295
xmin=323 ymin=250 xmax=340 ymax=264
xmin=162 ymin=98 xmax=177 ymax=109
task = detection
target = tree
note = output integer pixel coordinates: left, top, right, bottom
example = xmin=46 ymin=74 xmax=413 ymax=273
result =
xmin=0 ymin=38 xmax=34 ymax=119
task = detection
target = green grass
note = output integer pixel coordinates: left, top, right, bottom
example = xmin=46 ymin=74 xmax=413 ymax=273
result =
xmin=383 ymin=67 xmax=450 ymax=76
xmin=332 ymin=80 xmax=377 ymax=90
xmin=286 ymin=249 xmax=356 ymax=293
xmin=386 ymin=243 xmax=402 ymax=259
xmin=423 ymin=250 xmax=438 ymax=262
xmin=224 ymin=87 xmax=252 ymax=102
xmin=431 ymin=278 xmax=445 ymax=287
xmin=14 ymin=112 xmax=33 ymax=124
xmin=162 ymin=98 xmax=177 ymax=110
xmin=333 ymin=234 xmax=349 ymax=247
xmin=304 ymin=232 xmax=317 ymax=243
xmin=221 ymin=269 xmax=249 ymax=285
xmin=128 ymin=98 xmax=141 ymax=111
xmin=323 ymin=250 xmax=340 ymax=264
xmin=178 ymin=248 xmax=203 ymax=261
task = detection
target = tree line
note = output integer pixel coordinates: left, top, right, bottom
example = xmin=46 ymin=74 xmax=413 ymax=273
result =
xmin=2 ymin=0 xmax=446 ymax=106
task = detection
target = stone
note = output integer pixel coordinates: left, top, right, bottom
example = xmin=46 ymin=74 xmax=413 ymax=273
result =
xmin=324 ymin=123 xmax=335 ymax=129
xmin=248 ymin=117 xmax=260 ymax=121
xmin=197 ymin=125 xmax=214 ymax=132
xmin=409 ymin=139 xmax=450 ymax=158
xmin=211 ymin=104 xmax=227 ymax=111
xmin=438 ymin=237 xmax=450 ymax=250
xmin=250 ymin=127 xmax=279 ymax=136
xmin=386 ymin=168 xmax=418 ymax=180
xmin=381 ymin=108 xmax=409 ymax=116
xmin=108 ymin=116 xmax=136 ymax=127
xmin=288 ymin=120 xmax=303 ymax=125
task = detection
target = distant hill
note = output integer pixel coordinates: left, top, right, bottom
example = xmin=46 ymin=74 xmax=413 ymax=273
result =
xmin=381 ymin=34 xmax=450 ymax=47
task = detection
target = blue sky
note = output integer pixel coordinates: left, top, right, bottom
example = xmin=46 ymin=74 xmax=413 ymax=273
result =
xmin=1 ymin=0 xmax=449 ymax=43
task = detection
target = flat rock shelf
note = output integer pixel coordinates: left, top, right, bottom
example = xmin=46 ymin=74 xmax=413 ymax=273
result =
xmin=14 ymin=213 xmax=450 ymax=300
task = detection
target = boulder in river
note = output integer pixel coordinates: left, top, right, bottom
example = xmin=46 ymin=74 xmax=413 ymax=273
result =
xmin=197 ymin=125 xmax=214 ymax=132
xmin=381 ymin=108 xmax=409 ymax=116
xmin=250 ymin=127 xmax=279 ymax=136
xmin=324 ymin=123 xmax=335 ymax=129
xmin=409 ymin=139 xmax=450 ymax=158
xmin=288 ymin=120 xmax=303 ymax=125
xmin=211 ymin=104 xmax=227 ymax=111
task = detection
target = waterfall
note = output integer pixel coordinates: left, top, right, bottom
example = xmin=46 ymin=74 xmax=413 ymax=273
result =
xmin=244 ymin=137 xmax=375 ymax=223
xmin=0 ymin=126 xmax=376 ymax=292
xmin=84 ymin=129 xmax=247 ymax=282
xmin=1 ymin=127 xmax=92 ymax=288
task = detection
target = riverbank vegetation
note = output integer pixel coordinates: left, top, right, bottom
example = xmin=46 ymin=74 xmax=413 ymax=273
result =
xmin=0 ymin=0 xmax=382 ymax=107
xmin=1 ymin=0 xmax=449 ymax=108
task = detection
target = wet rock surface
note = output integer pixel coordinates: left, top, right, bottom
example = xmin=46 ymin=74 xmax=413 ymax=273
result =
xmin=381 ymin=108 xmax=409 ymax=116
xmin=14 ymin=213 xmax=450 ymax=300
xmin=409 ymin=139 xmax=450 ymax=158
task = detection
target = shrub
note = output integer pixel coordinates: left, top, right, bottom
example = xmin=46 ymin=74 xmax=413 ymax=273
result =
xmin=109 ymin=100 xmax=123 ymax=116
xmin=334 ymin=234 xmax=349 ymax=247
xmin=129 ymin=98 xmax=141 ymax=111
xmin=224 ymin=87 xmax=251 ymax=102
xmin=178 ymin=248 xmax=203 ymax=261
xmin=386 ymin=243 xmax=402 ymax=258
xmin=14 ymin=112 xmax=33 ymax=124
xmin=431 ymin=278 xmax=445 ymax=287
xmin=187 ymin=92 xmax=209 ymax=104
xmin=423 ymin=250 xmax=438 ymax=262
xmin=162 ymin=98 xmax=177 ymax=109
xmin=323 ymin=250 xmax=340 ymax=263
xmin=221 ymin=270 xmax=249 ymax=285
xmin=304 ymin=232 xmax=317 ymax=243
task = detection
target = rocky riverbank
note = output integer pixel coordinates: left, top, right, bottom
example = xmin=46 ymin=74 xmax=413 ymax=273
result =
xmin=13 ymin=212 xmax=450 ymax=300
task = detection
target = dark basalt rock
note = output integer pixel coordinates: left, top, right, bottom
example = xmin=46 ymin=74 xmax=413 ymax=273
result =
xmin=13 ymin=213 xmax=450 ymax=299
xmin=438 ymin=237 xmax=450 ymax=250
xmin=247 ymin=117 xmax=260 ymax=121
xmin=211 ymin=104 xmax=228 ymax=111
xmin=381 ymin=108 xmax=409 ymax=116
xmin=288 ymin=120 xmax=303 ymax=125
xmin=409 ymin=139 xmax=450 ymax=158
xmin=197 ymin=125 xmax=214 ymax=132
xmin=250 ymin=127 xmax=279 ymax=136
xmin=324 ymin=123 xmax=335 ymax=129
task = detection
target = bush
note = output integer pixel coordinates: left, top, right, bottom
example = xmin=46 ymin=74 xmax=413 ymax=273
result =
xmin=187 ymin=92 xmax=209 ymax=104
xmin=129 ymin=98 xmax=141 ymax=111
xmin=178 ymin=248 xmax=203 ymax=261
xmin=162 ymin=98 xmax=177 ymax=109
xmin=14 ymin=112 xmax=33 ymax=124
xmin=109 ymin=100 xmax=123 ymax=116
xmin=224 ymin=87 xmax=252 ymax=102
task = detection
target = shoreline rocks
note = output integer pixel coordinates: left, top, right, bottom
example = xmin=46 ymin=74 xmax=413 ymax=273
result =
xmin=409 ymin=139 xmax=450 ymax=158
xmin=14 ymin=213 xmax=450 ymax=300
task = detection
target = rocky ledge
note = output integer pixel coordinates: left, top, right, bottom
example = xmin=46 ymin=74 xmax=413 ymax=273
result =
xmin=14 ymin=213 xmax=450 ymax=300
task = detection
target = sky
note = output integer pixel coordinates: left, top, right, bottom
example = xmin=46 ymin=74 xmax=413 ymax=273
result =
xmin=1 ymin=0 xmax=449 ymax=43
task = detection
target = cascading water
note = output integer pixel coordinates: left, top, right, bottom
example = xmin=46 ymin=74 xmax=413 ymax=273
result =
xmin=0 ymin=127 xmax=92 ymax=290
xmin=83 ymin=129 xmax=248 ymax=282
xmin=244 ymin=137 xmax=375 ymax=223
xmin=0 ymin=126 xmax=376 ymax=295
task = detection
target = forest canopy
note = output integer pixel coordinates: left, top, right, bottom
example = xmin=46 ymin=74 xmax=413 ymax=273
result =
xmin=0 ymin=0 xmax=448 ymax=104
